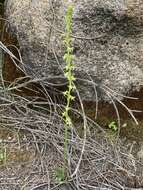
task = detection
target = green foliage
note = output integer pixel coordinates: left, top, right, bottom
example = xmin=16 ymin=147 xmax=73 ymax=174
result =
xmin=62 ymin=4 xmax=75 ymax=178
xmin=55 ymin=167 xmax=66 ymax=183
xmin=108 ymin=121 xmax=118 ymax=132
xmin=0 ymin=146 xmax=7 ymax=164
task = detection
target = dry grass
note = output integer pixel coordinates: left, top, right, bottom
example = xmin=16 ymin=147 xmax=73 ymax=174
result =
xmin=0 ymin=93 xmax=143 ymax=190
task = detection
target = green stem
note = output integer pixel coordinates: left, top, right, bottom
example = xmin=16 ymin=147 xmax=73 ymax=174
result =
xmin=62 ymin=5 xmax=75 ymax=178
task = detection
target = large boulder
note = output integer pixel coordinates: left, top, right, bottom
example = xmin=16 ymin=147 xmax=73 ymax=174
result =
xmin=4 ymin=0 xmax=143 ymax=101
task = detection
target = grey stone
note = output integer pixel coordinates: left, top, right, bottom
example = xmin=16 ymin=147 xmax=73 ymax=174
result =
xmin=5 ymin=0 xmax=143 ymax=101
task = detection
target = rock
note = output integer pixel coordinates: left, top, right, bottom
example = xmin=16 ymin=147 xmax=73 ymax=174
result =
xmin=4 ymin=0 xmax=143 ymax=102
